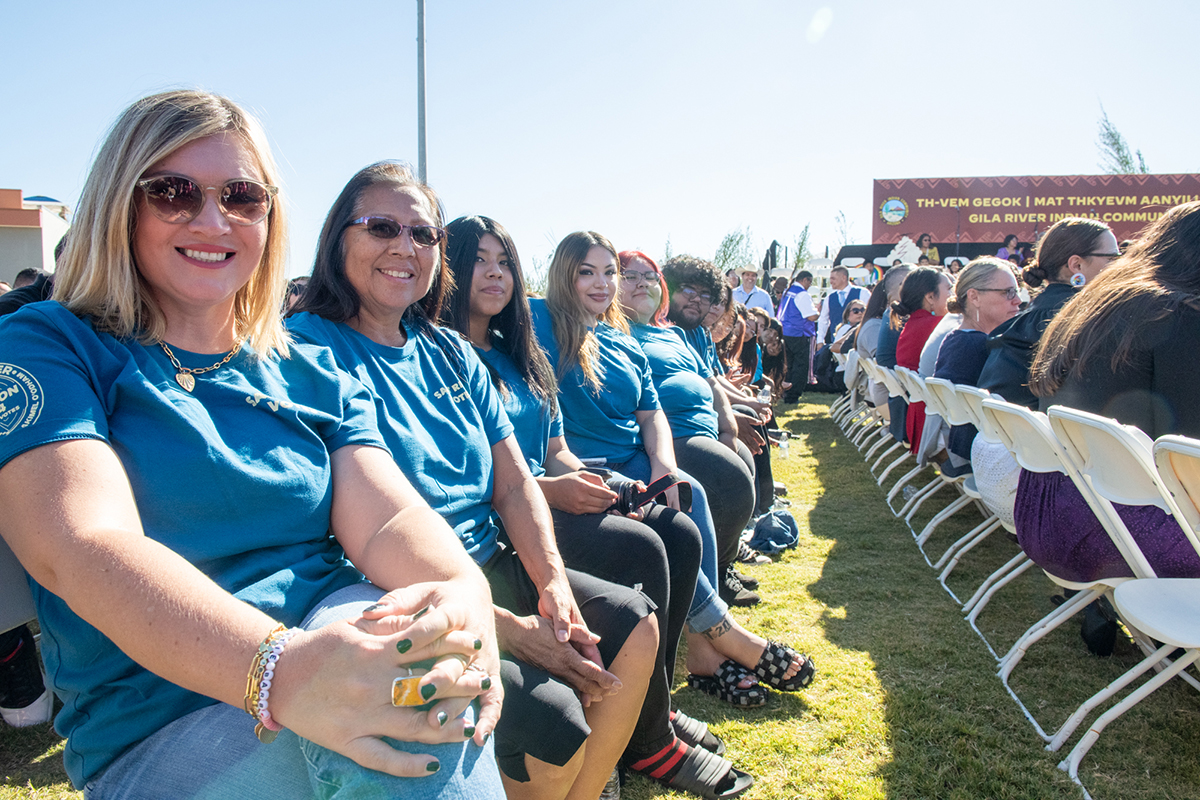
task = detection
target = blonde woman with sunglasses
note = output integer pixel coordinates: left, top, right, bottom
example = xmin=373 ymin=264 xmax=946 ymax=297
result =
xmin=0 ymin=91 xmax=504 ymax=799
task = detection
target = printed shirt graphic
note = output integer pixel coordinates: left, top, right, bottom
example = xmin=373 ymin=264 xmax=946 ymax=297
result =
xmin=288 ymin=313 xmax=513 ymax=564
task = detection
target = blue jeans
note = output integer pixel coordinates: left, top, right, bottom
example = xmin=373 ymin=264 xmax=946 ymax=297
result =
xmin=608 ymin=451 xmax=728 ymax=633
xmin=85 ymin=584 xmax=505 ymax=800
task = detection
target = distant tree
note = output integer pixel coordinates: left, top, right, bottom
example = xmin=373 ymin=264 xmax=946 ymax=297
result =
xmin=834 ymin=210 xmax=855 ymax=248
xmin=663 ymin=237 xmax=673 ymax=263
xmin=1097 ymin=105 xmax=1148 ymax=174
xmin=713 ymin=226 xmax=755 ymax=274
xmin=792 ymin=223 xmax=812 ymax=271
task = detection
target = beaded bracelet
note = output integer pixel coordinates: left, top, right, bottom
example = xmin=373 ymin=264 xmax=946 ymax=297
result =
xmin=244 ymin=624 xmax=298 ymax=743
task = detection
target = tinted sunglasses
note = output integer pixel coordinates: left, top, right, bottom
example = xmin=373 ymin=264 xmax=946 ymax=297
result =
xmin=345 ymin=216 xmax=446 ymax=247
xmin=137 ymin=175 xmax=277 ymax=225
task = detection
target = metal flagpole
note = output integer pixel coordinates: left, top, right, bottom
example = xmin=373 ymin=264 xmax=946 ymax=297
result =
xmin=417 ymin=0 xmax=427 ymax=182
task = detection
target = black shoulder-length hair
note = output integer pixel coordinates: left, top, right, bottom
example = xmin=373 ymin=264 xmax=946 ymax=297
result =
xmin=441 ymin=215 xmax=557 ymax=404
xmin=294 ymin=160 xmax=452 ymax=329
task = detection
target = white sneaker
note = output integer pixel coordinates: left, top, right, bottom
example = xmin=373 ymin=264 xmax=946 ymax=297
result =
xmin=1 ymin=687 xmax=52 ymax=727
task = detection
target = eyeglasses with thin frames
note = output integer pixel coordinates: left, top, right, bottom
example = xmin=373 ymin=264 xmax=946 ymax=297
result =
xmin=621 ymin=269 xmax=659 ymax=285
xmin=976 ymin=287 xmax=1021 ymax=300
xmin=677 ymin=286 xmax=713 ymax=304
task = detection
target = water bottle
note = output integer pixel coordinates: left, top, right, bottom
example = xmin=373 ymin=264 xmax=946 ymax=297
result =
xmin=757 ymin=385 xmax=772 ymax=404
xmin=777 ymin=430 xmax=789 ymax=458
xmin=902 ymin=485 xmax=918 ymax=501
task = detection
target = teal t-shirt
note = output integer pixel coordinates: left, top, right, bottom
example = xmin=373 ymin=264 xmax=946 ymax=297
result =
xmin=631 ymin=324 xmax=719 ymax=440
xmin=529 ymin=298 xmax=658 ymax=464
xmin=0 ymin=301 xmax=384 ymax=788
xmin=476 ymin=346 xmax=562 ymax=477
xmin=682 ymin=326 xmax=724 ymax=376
xmin=288 ymin=313 xmax=513 ymax=564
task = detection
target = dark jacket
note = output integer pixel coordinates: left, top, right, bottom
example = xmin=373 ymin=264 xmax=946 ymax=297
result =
xmin=977 ymin=283 xmax=1076 ymax=409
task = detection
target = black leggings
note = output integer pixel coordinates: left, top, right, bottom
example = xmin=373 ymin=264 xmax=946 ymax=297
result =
xmin=484 ymin=541 xmax=655 ymax=781
xmin=731 ymin=404 xmax=777 ymax=518
xmin=674 ymin=435 xmax=755 ymax=573
xmin=552 ymin=506 xmax=702 ymax=754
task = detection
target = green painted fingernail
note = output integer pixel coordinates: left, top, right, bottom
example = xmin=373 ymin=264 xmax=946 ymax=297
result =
xmin=437 ymin=711 xmax=448 ymax=726
xmin=421 ymin=683 xmax=437 ymax=701
xmin=363 ymin=603 xmax=384 ymax=613
xmin=473 ymin=638 xmax=482 ymax=651
xmin=481 ymin=676 xmax=492 ymax=691
xmin=426 ymin=760 xmax=440 ymax=773
xmin=413 ymin=604 xmax=432 ymax=621
xmin=396 ymin=639 xmax=412 ymax=654
xmin=483 ymin=732 xmax=491 ymax=744
xmin=464 ymin=726 xmax=475 ymax=738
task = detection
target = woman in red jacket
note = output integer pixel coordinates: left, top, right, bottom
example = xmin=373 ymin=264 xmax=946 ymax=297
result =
xmin=892 ymin=267 xmax=950 ymax=452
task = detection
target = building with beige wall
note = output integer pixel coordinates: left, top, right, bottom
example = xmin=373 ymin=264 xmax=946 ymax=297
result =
xmin=0 ymin=189 xmax=70 ymax=285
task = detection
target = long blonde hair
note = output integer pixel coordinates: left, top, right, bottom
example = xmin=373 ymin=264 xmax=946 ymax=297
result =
xmin=53 ymin=89 xmax=291 ymax=357
xmin=545 ymin=231 xmax=628 ymax=389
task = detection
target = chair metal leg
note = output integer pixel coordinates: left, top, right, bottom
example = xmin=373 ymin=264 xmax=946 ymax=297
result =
xmin=998 ymin=588 xmax=1103 ymax=681
xmin=877 ymin=449 xmax=913 ymax=486
xmin=865 ymin=431 xmax=895 ymax=463
xmin=1049 ymin=645 xmax=1196 ymax=756
xmin=915 ymin=492 xmax=976 ymax=547
xmin=901 ymin=476 xmax=949 ymax=522
xmin=885 ymin=462 xmax=926 ymax=505
xmin=936 ymin=517 xmax=1004 ymax=604
xmin=934 ymin=514 xmax=1002 ymax=569
xmin=964 ymin=551 xmax=1031 ymax=619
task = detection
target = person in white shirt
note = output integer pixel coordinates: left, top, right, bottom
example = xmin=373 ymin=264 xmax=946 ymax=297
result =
xmin=815 ymin=266 xmax=869 ymax=344
xmin=731 ymin=266 xmax=775 ymax=318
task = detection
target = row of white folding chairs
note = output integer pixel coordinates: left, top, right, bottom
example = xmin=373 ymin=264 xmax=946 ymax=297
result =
xmin=986 ymin=402 xmax=1200 ymax=788
xmin=832 ymin=369 xmax=1200 ymax=793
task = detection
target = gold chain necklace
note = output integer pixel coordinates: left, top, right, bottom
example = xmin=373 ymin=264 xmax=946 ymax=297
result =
xmin=158 ymin=339 xmax=243 ymax=392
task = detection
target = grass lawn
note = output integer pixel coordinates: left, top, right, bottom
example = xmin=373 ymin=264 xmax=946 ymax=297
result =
xmin=5 ymin=395 xmax=1200 ymax=799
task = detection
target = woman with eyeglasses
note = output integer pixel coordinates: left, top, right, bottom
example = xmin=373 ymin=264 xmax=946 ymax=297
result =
xmin=439 ymin=218 xmax=759 ymax=800
xmin=616 ymin=251 xmax=759 ymax=606
xmin=289 ymin=166 xmax=659 ymax=800
xmin=931 ymin=258 xmax=1022 ymax=469
xmin=978 ymin=217 xmax=1119 ymax=410
xmin=532 ymin=232 xmax=813 ymax=716
xmin=1018 ymin=202 xmax=1200 ymax=589
xmin=0 ymin=92 xmax=506 ymax=798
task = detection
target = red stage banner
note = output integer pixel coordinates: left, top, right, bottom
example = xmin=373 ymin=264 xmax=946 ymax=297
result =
xmin=872 ymin=174 xmax=1200 ymax=245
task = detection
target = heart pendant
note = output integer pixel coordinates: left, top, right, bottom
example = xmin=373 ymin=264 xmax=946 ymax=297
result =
xmin=176 ymin=372 xmax=196 ymax=392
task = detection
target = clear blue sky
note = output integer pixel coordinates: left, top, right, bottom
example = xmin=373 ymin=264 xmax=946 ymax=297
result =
xmin=3 ymin=1 xmax=1196 ymax=277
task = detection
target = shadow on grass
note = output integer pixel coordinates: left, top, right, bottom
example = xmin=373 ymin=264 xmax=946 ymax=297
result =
xmin=797 ymin=396 xmax=1200 ymax=800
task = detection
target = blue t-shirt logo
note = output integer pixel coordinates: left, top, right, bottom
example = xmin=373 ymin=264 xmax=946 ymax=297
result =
xmin=245 ymin=390 xmax=295 ymax=413
xmin=0 ymin=364 xmax=43 ymax=436
xmin=435 ymin=382 xmax=469 ymax=403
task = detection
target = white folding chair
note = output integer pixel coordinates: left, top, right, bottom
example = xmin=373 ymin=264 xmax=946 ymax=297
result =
xmin=1044 ymin=408 xmax=1200 ymax=779
xmin=891 ymin=368 xmax=963 ymax=527
xmin=873 ymin=366 xmax=916 ymax=485
xmin=920 ymin=379 xmax=1006 ymax=600
xmin=955 ymin=386 xmax=1034 ymax=635
xmin=856 ymin=358 xmax=904 ymax=464
xmin=979 ymin=398 xmax=1139 ymax=742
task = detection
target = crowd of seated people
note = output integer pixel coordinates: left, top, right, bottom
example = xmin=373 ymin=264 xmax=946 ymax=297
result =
xmin=0 ymin=89 xmax=826 ymax=800
xmin=7 ymin=88 xmax=1200 ymax=800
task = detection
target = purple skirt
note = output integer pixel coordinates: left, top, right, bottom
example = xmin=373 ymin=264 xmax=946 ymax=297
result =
xmin=1014 ymin=469 xmax=1200 ymax=583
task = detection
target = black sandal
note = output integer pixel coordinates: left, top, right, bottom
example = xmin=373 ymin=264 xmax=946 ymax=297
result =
xmin=671 ymin=708 xmax=726 ymax=755
xmin=627 ymin=739 xmax=754 ymax=800
xmin=753 ymin=640 xmax=815 ymax=691
xmin=686 ymin=660 xmax=767 ymax=707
